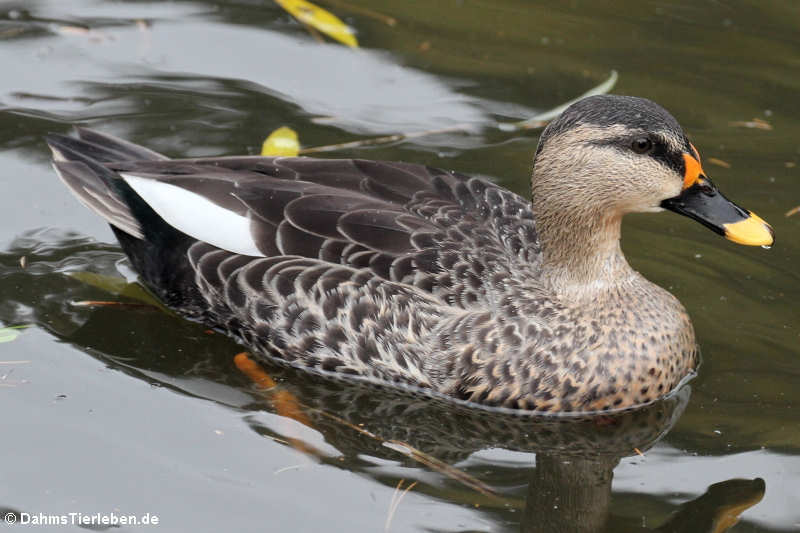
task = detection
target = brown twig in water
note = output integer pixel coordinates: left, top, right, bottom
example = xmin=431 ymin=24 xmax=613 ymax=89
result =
xmin=383 ymin=440 xmax=499 ymax=499
xmin=299 ymin=21 xmax=326 ymax=43
xmin=299 ymin=123 xmax=485 ymax=155
xmin=785 ymin=206 xmax=800 ymax=217
xmin=70 ymin=300 xmax=160 ymax=310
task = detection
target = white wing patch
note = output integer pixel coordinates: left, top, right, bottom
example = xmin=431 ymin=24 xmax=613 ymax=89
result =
xmin=121 ymin=173 xmax=265 ymax=257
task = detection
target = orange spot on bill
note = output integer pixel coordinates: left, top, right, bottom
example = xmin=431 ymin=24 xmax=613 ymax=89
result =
xmin=682 ymin=153 xmax=704 ymax=189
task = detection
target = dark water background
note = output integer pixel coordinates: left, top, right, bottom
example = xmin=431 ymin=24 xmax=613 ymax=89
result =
xmin=1 ymin=1 xmax=799 ymax=531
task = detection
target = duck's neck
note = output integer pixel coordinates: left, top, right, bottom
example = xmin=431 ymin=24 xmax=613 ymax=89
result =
xmin=532 ymin=200 xmax=634 ymax=299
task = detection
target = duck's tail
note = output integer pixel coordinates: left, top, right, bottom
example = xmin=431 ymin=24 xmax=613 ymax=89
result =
xmin=45 ymin=128 xmax=204 ymax=312
xmin=45 ymin=127 xmax=169 ymax=239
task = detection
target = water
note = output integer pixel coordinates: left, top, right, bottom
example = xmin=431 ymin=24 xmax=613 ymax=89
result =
xmin=1 ymin=1 xmax=799 ymax=531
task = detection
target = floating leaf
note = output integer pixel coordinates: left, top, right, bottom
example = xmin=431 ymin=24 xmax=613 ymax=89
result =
xmin=68 ymin=271 xmax=128 ymax=294
xmin=261 ymin=126 xmax=300 ymax=156
xmin=0 ymin=325 xmax=32 ymax=344
xmin=275 ymin=0 xmax=358 ymax=48
xmin=67 ymin=272 xmax=169 ymax=312
xmin=0 ymin=329 xmax=21 ymax=344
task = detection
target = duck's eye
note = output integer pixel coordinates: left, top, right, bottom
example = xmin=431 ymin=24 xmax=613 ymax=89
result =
xmin=631 ymin=137 xmax=654 ymax=154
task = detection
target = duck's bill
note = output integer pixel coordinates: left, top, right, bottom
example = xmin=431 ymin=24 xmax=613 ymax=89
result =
xmin=660 ymin=180 xmax=774 ymax=246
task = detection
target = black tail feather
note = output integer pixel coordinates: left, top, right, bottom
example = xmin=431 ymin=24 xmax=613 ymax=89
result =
xmin=52 ymin=159 xmax=144 ymax=237
xmin=46 ymin=132 xmax=167 ymax=242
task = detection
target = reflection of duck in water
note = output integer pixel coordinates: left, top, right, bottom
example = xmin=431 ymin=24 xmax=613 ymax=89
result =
xmin=523 ymin=457 xmax=764 ymax=533
xmin=46 ymin=95 xmax=773 ymax=412
xmin=236 ymin=359 xmax=764 ymax=533
xmin=653 ymin=478 xmax=766 ymax=533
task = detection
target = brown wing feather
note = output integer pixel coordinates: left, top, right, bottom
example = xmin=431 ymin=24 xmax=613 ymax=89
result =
xmin=107 ymin=155 xmax=540 ymax=307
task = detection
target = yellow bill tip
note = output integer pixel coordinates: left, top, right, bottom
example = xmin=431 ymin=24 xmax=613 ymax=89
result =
xmin=723 ymin=212 xmax=774 ymax=246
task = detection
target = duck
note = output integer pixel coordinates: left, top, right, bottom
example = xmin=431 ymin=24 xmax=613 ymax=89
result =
xmin=45 ymin=95 xmax=774 ymax=413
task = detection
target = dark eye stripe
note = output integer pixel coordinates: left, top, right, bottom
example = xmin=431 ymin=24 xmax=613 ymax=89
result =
xmin=590 ymin=135 xmax=684 ymax=174
xmin=649 ymin=140 xmax=684 ymax=173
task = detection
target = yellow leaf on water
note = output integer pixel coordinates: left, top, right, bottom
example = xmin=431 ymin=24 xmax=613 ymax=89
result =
xmin=261 ymin=126 xmax=300 ymax=156
xmin=274 ymin=0 xmax=358 ymax=48
xmin=0 ymin=325 xmax=32 ymax=344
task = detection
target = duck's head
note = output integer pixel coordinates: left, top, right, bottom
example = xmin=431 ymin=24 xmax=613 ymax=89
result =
xmin=532 ymin=94 xmax=774 ymax=247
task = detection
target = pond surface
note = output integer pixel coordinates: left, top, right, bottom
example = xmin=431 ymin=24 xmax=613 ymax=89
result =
xmin=1 ymin=1 xmax=799 ymax=531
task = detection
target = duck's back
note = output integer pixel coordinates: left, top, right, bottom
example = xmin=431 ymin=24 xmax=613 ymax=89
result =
xmin=47 ymin=129 xmax=543 ymax=390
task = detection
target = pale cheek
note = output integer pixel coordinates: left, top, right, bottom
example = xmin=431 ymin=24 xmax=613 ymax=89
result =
xmin=644 ymin=169 xmax=682 ymax=202
xmin=621 ymin=174 xmax=680 ymax=212
xmin=662 ymin=180 xmax=683 ymax=199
